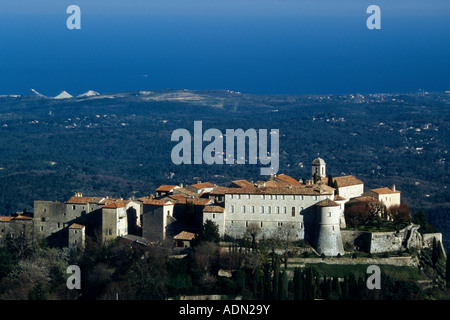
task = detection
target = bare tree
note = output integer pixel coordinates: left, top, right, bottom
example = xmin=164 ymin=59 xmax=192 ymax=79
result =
xmin=245 ymin=223 xmax=261 ymax=251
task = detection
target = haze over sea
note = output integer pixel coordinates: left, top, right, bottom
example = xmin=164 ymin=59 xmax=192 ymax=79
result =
xmin=0 ymin=0 xmax=448 ymax=97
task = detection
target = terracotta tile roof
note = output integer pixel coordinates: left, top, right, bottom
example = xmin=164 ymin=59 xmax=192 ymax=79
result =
xmin=176 ymin=198 xmax=212 ymax=206
xmin=103 ymin=200 xmax=129 ymax=209
xmin=66 ymin=196 xmax=105 ymax=204
xmin=323 ymin=175 xmax=364 ymax=187
xmin=203 ymin=205 xmax=225 ymax=213
xmin=210 ymin=184 xmax=334 ymax=196
xmin=370 ymin=187 xmax=400 ymax=194
xmin=12 ymin=215 xmax=33 ymax=220
xmin=190 ymin=182 xmax=215 ymax=190
xmin=274 ymin=174 xmax=301 ymax=185
xmin=69 ymin=223 xmax=85 ymax=229
xmin=168 ymin=194 xmax=187 ymax=201
xmin=231 ymin=180 xmax=254 ymax=188
xmin=156 ymin=185 xmax=179 ymax=192
xmin=334 ymin=195 xmax=347 ymax=201
xmin=173 ymin=231 xmax=197 ymax=241
xmin=316 ymin=198 xmax=340 ymax=207
xmin=354 ymin=196 xmax=379 ymax=203
xmin=0 ymin=215 xmax=33 ymax=222
xmin=173 ymin=187 xmax=198 ymax=197
xmin=140 ymin=199 xmax=174 ymax=206
xmin=260 ymin=180 xmax=288 ymax=187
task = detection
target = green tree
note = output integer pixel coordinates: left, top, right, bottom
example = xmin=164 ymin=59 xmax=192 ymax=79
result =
xmin=272 ymin=253 xmax=280 ymax=299
xmin=293 ymin=268 xmax=303 ymax=300
xmin=279 ymin=270 xmax=289 ymax=300
xmin=28 ymin=282 xmax=49 ymax=300
xmin=333 ymin=180 xmax=339 ymax=196
xmin=327 ymin=174 xmax=334 ymax=187
xmin=0 ymin=247 xmax=13 ymax=279
xmin=191 ymin=220 xmax=220 ymax=246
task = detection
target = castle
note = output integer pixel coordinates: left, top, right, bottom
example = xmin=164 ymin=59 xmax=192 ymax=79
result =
xmin=0 ymin=158 xmax=443 ymax=256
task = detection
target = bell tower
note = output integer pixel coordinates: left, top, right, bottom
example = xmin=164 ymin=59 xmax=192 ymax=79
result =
xmin=312 ymin=157 xmax=326 ymax=179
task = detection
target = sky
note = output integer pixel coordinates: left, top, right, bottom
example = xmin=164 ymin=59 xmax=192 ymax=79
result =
xmin=0 ymin=0 xmax=448 ymax=96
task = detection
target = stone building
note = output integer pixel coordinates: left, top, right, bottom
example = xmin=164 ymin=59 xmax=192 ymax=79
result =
xmin=363 ymin=186 xmax=401 ymax=208
xmin=141 ymin=199 xmax=175 ymax=241
xmin=0 ymin=214 xmax=34 ymax=246
xmin=313 ymin=199 xmax=345 ymax=256
xmin=34 ymin=194 xmax=105 ymax=244
xmin=101 ymin=201 xmax=129 ymax=243
xmin=68 ymin=223 xmax=85 ymax=251
xmin=207 ymin=182 xmax=336 ymax=245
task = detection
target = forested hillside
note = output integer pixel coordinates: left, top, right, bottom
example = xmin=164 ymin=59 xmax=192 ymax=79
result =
xmin=0 ymin=90 xmax=448 ymax=247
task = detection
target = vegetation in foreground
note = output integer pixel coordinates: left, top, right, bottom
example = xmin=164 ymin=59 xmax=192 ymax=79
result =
xmin=0 ymin=219 xmax=448 ymax=300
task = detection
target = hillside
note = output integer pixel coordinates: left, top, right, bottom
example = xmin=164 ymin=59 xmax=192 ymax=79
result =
xmin=0 ymin=89 xmax=448 ymax=246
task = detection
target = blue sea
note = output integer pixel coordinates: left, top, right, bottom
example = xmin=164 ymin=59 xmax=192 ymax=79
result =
xmin=0 ymin=7 xmax=448 ymax=97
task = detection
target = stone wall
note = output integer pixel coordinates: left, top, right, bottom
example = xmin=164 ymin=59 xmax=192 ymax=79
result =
xmin=342 ymin=224 xmax=444 ymax=254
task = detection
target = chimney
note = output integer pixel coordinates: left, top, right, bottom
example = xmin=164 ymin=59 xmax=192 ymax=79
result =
xmin=392 ymin=184 xmax=396 ymax=192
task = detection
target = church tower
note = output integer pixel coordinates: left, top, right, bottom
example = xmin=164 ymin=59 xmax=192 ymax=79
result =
xmin=312 ymin=157 xmax=326 ymax=179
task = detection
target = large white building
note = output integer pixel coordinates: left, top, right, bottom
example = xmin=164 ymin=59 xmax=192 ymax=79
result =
xmin=201 ymin=158 xmax=363 ymax=255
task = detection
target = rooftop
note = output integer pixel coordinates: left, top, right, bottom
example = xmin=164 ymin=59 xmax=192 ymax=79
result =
xmin=323 ymin=175 xmax=364 ymax=187
xmin=370 ymin=187 xmax=401 ymax=194
xmin=210 ymin=184 xmax=334 ymax=196
xmin=69 ymin=223 xmax=85 ymax=229
xmin=66 ymin=196 xmax=105 ymax=204
xmin=203 ymin=205 xmax=225 ymax=213
xmin=155 ymin=185 xmax=179 ymax=192
xmin=316 ymin=198 xmax=340 ymax=207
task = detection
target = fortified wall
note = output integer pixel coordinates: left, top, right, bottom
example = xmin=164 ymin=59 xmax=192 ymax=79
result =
xmin=342 ymin=224 xmax=444 ymax=255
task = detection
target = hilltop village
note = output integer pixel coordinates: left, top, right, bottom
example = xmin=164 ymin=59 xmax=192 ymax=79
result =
xmin=0 ymin=158 xmax=443 ymax=256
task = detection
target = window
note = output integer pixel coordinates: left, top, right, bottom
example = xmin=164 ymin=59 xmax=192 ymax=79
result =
xmin=58 ymin=222 xmax=61 ymax=228
xmin=328 ymin=212 xmax=331 ymax=217
xmin=41 ymin=217 xmax=46 ymax=222
xmin=260 ymin=221 xmax=263 ymax=228
xmin=212 ymin=214 xmax=216 ymax=219
xmin=268 ymin=206 xmax=271 ymax=214
xmin=246 ymin=221 xmax=249 ymax=227
xmin=283 ymin=206 xmax=287 ymax=214
xmin=275 ymin=206 xmax=280 ymax=214
xmin=260 ymin=206 xmax=264 ymax=214
xmin=40 ymin=226 xmax=43 ymax=231
xmin=72 ymin=205 xmax=76 ymax=210
xmin=251 ymin=206 xmax=255 ymax=214
xmin=292 ymin=207 xmax=295 ymax=217
xmin=277 ymin=222 xmax=283 ymax=227
xmin=230 ymin=205 xmax=234 ymax=213
xmin=241 ymin=206 xmax=245 ymax=213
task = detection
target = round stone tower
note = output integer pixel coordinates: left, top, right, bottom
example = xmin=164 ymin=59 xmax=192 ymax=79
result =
xmin=312 ymin=157 xmax=326 ymax=179
xmin=314 ymin=198 xmax=345 ymax=256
